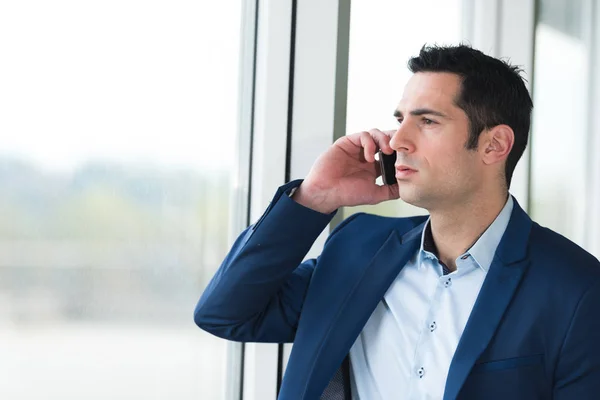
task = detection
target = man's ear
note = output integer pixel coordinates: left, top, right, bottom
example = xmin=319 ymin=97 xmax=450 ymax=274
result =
xmin=480 ymin=125 xmax=514 ymax=165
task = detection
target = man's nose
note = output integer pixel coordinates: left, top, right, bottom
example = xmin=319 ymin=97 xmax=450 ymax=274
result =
xmin=389 ymin=124 xmax=416 ymax=154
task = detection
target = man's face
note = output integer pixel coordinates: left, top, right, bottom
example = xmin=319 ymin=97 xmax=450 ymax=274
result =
xmin=389 ymin=72 xmax=483 ymax=210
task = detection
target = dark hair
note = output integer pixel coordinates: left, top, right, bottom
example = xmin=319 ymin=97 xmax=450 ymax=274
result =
xmin=408 ymin=44 xmax=533 ymax=189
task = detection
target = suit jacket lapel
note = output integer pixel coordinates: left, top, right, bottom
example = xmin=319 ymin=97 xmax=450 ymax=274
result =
xmin=340 ymin=220 xmax=426 ymax=326
xmin=308 ymin=220 xmax=426 ymax=398
xmin=443 ymin=197 xmax=533 ymax=400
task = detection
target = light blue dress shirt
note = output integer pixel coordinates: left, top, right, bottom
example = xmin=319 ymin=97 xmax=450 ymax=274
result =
xmin=349 ymin=195 xmax=514 ymax=399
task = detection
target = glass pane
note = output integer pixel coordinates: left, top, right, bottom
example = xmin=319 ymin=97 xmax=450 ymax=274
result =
xmin=0 ymin=1 xmax=244 ymax=399
xmin=345 ymin=0 xmax=465 ymax=217
xmin=530 ymin=0 xmax=589 ymax=246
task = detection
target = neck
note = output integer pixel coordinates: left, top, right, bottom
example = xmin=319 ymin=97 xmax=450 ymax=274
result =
xmin=428 ymin=188 xmax=509 ymax=271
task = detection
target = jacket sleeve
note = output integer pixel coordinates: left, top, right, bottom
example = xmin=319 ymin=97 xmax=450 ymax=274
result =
xmin=553 ymin=278 xmax=600 ymax=399
xmin=193 ymin=180 xmax=356 ymax=343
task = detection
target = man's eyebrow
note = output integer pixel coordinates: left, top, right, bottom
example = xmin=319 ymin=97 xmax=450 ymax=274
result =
xmin=393 ymin=108 xmax=449 ymax=119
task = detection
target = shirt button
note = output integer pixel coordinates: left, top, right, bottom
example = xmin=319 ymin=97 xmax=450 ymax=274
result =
xmin=417 ymin=367 xmax=425 ymax=378
xmin=444 ymin=278 xmax=452 ymax=288
xmin=461 ymin=254 xmax=469 ymax=260
xmin=429 ymin=321 xmax=437 ymax=332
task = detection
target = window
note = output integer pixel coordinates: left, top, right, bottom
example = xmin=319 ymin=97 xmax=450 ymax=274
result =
xmin=0 ymin=1 xmax=246 ymax=399
xmin=530 ymin=0 xmax=592 ymax=247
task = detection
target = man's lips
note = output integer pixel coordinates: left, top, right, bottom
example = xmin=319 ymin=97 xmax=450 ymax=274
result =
xmin=395 ymin=164 xmax=417 ymax=178
xmin=395 ymin=164 xmax=417 ymax=172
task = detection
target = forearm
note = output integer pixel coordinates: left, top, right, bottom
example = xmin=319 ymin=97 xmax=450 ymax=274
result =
xmin=194 ymin=181 xmax=336 ymax=341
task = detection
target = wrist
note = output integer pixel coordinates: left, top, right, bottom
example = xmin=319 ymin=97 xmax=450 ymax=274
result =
xmin=291 ymin=183 xmax=338 ymax=214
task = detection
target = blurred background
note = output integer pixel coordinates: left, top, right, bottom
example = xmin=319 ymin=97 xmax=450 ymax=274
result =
xmin=0 ymin=0 xmax=598 ymax=399
xmin=0 ymin=1 xmax=239 ymax=399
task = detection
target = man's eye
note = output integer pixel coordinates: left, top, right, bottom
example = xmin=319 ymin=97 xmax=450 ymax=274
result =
xmin=422 ymin=118 xmax=436 ymax=125
xmin=396 ymin=118 xmax=403 ymax=125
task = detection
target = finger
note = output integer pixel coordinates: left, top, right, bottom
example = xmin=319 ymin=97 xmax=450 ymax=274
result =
xmin=359 ymin=131 xmax=377 ymax=163
xmin=335 ymin=134 xmax=366 ymax=161
xmin=358 ymin=148 xmax=367 ymax=163
xmin=369 ymin=129 xmax=394 ymax=155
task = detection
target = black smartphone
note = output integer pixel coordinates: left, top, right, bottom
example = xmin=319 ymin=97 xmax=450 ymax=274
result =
xmin=377 ymin=149 xmax=397 ymax=185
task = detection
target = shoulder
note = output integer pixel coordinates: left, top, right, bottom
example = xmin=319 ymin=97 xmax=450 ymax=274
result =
xmin=528 ymin=222 xmax=600 ymax=289
xmin=325 ymin=211 xmax=428 ymax=246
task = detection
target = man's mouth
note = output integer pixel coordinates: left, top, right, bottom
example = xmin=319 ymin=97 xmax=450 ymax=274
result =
xmin=395 ymin=165 xmax=417 ymax=178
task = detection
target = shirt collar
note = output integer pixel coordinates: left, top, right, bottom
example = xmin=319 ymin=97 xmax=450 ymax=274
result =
xmin=418 ymin=195 xmax=514 ymax=273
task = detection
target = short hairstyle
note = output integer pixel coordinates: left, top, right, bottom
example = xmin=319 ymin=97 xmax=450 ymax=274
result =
xmin=408 ymin=44 xmax=533 ymax=189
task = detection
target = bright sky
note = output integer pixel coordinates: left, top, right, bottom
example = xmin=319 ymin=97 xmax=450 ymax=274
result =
xmin=0 ymin=0 xmax=242 ymax=172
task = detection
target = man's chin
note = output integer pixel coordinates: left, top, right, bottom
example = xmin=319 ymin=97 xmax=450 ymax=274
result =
xmin=398 ymin=191 xmax=420 ymax=207
xmin=397 ymin=186 xmax=428 ymax=209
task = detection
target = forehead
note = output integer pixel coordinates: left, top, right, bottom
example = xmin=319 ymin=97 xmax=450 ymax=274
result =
xmin=397 ymin=72 xmax=462 ymax=113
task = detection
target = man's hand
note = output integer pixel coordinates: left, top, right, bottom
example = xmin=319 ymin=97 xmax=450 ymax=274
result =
xmin=292 ymin=129 xmax=400 ymax=214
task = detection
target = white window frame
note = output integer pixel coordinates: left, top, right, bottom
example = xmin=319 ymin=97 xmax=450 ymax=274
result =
xmin=240 ymin=0 xmax=352 ymax=396
xmin=241 ymin=0 xmax=294 ymax=399
xmin=283 ymin=0 xmax=352 ymax=378
xmin=587 ymin=0 xmax=600 ymax=257
xmin=225 ymin=0 xmax=261 ymax=398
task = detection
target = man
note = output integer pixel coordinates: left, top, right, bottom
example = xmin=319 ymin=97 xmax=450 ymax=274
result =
xmin=194 ymin=45 xmax=600 ymax=399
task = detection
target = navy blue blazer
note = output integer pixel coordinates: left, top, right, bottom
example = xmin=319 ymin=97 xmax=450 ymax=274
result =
xmin=194 ymin=180 xmax=600 ymax=399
